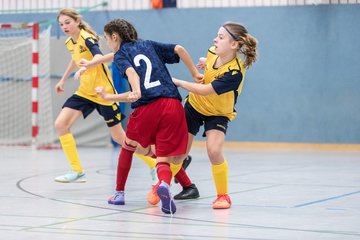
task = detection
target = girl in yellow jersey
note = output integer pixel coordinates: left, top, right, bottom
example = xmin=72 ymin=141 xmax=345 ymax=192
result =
xmin=173 ymin=21 xmax=258 ymax=209
xmin=54 ymin=8 xmax=157 ymax=183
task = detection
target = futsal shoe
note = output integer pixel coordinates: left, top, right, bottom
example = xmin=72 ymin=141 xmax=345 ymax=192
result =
xmin=174 ymin=184 xmax=200 ymax=200
xmin=108 ymin=191 xmax=125 ymax=205
xmin=54 ymin=171 xmax=86 ymax=183
xmin=212 ymin=194 xmax=231 ymax=209
xmin=147 ymin=182 xmax=160 ymax=205
xmin=174 ymin=155 xmax=192 ymax=184
xmin=157 ymin=181 xmax=176 ymax=214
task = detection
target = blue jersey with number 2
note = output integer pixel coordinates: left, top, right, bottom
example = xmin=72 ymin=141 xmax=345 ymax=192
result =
xmin=114 ymin=40 xmax=182 ymax=108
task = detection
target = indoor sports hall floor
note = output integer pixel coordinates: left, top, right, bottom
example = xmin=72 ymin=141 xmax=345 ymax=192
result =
xmin=0 ymin=145 xmax=359 ymax=239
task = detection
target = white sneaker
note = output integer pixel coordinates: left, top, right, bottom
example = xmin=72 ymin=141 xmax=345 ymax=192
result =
xmin=150 ymin=168 xmax=158 ymax=186
xmin=54 ymin=170 xmax=86 ymax=183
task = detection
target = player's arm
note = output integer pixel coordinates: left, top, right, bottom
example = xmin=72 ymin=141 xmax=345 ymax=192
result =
xmin=172 ymin=77 xmax=215 ymax=96
xmin=75 ymin=36 xmax=115 ymax=79
xmin=174 ymin=45 xmax=203 ymax=83
xmin=95 ymin=66 xmax=141 ymax=102
xmin=83 ymin=53 xmax=114 ymax=68
xmin=125 ymin=67 xmax=141 ymax=101
xmin=74 ymin=53 xmax=115 ymax=80
xmin=174 ymin=69 xmax=241 ymax=96
xmin=83 ymin=38 xmax=114 ymax=67
xmin=95 ymin=86 xmax=132 ymax=102
xmin=55 ymin=59 xmax=76 ymax=93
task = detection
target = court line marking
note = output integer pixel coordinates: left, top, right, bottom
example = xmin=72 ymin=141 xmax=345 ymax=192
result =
xmin=14 ymin=173 xmax=360 ymax=237
xmin=293 ymin=190 xmax=360 ymax=208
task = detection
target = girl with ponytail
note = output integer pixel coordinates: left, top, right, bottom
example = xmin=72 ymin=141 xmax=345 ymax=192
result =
xmin=172 ymin=21 xmax=258 ymax=209
xmin=54 ymin=9 xmax=157 ymax=184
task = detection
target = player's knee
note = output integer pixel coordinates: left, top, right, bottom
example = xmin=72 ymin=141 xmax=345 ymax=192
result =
xmin=111 ymin=135 xmax=123 ymax=145
xmin=54 ymin=119 xmax=65 ymax=132
xmin=54 ymin=118 xmax=73 ymax=134
xmin=207 ymin=148 xmax=222 ymax=161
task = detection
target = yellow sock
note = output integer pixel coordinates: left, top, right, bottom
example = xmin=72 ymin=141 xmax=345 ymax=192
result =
xmin=170 ymin=162 xmax=182 ymax=176
xmin=134 ymin=153 xmax=157 ymax=169
xmin=212 ymin=160 xmax=228 ymax=195
xmin=59 ymin=133 xmax=82 ymax=173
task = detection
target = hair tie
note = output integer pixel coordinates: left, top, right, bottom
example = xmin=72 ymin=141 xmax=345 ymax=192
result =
xmin=222 ymin=25 xmax=237 ymax=40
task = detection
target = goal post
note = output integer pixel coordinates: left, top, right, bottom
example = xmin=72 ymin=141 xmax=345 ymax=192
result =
xmin=0 ymin=22 xmax=55 ymax=148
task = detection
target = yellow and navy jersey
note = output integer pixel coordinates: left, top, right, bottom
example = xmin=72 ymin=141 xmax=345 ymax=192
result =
xmin=65 ymin=29 xmax=116 ymax=106
xmin=188 ymin=46 xmax=246 ymax=121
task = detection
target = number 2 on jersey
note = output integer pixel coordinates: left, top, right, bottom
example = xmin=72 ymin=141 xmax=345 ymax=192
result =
xmin=134 ymin=54 xmax=161 ymax=89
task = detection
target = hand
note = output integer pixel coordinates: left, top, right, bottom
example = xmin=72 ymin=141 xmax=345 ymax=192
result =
xmin=95 ymin=86 xmax=107 ymax=99
xmin=78 ymin=58 xmax=91 ymax=68
xmin=172 ymin=77 xmax=182 ymax=87
xmin=74 ymin=67 xmax=86 ymax=80
xmin=193 ymin=72 xmax=204 ymax=83
xmin=196 ymin=57 xmax=206 ymax=70
xmin=127 ymin=90 xmax=141 ymax=102
xmin=55 ymin=80 xmax=65 ymax=93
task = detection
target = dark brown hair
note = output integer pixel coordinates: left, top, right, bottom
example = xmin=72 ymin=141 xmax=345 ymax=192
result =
xmin=104 ymin=19 xmax=138 ymax=43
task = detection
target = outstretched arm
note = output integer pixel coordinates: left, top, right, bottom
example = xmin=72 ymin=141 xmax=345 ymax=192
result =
xmin=172 ymin=77 xmax=215 ymax=96
xmin=95 ymin=87 xmax=135 ymax=102
xmin=74 ymin=53 xmax=115 ymax=80
xmin=81 ymin=53 xmax=114 ymax=68
xmin=174 ymin=45 xmax=204 ymax=83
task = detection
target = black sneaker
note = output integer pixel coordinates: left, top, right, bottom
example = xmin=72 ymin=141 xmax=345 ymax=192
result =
xmin=182 ymin=155 xmax=192 ymax=170
xmin=174 ymin=183 xmax=200 ymax=200
xmin=174 ymin=155 xmax=192 ymax=184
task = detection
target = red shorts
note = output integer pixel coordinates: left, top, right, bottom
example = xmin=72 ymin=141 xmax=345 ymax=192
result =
xmin=126 ymin=98 xmax=188 ymax=157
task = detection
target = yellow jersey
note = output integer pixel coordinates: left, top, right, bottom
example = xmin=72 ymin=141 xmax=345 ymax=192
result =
xmin=188 ymin=46 xmax=246 ymax=121
xmin=65 ymin=29 xmax=115 ymax=106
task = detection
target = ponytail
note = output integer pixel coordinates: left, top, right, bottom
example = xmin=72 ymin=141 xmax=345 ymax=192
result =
xmin=79 ymin=20 xmax=99 ymax=41
xmin=223 ymin=21 xmax=258 ymax=69
xmin=239 ymin=33 xmax=257 ymax=69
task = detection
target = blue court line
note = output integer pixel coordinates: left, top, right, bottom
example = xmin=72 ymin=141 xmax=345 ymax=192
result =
xmin=293 ymin=190 xmax=360 ymax=208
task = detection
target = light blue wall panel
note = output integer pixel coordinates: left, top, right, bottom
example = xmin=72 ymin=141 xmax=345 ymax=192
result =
xmin=1 ymin=5 xmax=359 ymax=143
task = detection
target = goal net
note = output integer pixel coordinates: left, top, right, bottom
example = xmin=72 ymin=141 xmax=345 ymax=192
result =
xmin=0 ymin=23 xmax=55 ymax=148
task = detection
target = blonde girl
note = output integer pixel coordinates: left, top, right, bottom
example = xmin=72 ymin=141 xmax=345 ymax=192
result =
xmin=54 ymin=9 xmax=157 ymax=183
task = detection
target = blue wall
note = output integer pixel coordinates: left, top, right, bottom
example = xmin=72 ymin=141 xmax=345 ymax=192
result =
xmin=1 ymin=5 xmax=359 ymax=143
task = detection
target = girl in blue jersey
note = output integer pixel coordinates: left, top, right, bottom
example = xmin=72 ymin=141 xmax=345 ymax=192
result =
xmin=55 ymin=9 xmax=157 ymax=184
xmin=77 ymin=18 xmax=202 ymax=214
xmin=173 ymin=21 xmax=258 ymax=209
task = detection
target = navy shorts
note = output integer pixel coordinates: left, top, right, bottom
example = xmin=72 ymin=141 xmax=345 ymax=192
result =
xmin=62 ymin=94 xmax=125 ymax=127
xmin=184 ymin=100 xmax=229 ymax=137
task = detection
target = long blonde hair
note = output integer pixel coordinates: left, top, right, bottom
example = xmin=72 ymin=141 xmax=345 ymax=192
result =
xmin=223 ymin=21 xmax=258 ymax=69
xmin=57 ymin=8 xmax=99 ymax=41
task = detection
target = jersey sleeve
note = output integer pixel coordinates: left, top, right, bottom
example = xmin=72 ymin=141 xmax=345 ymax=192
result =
xmin=211 ymin=70 xmax=243 ymax=95
xmin=84 ymin=37 xmax=102 ymax=56
xmin=114 ymin=48 xmax=132 ymax=76
xmin=149 ymin=40 xmax=180 ymax=64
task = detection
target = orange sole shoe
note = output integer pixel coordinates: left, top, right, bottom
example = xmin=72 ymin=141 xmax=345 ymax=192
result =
xmin=212 ymin=194 xmax=232 ymax=209
xmin=147 ymin=182 xmax=160 ymax=205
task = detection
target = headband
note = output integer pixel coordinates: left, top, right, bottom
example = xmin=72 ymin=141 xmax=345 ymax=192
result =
xmin=222 ymin=25 xmax=237 ymax=40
